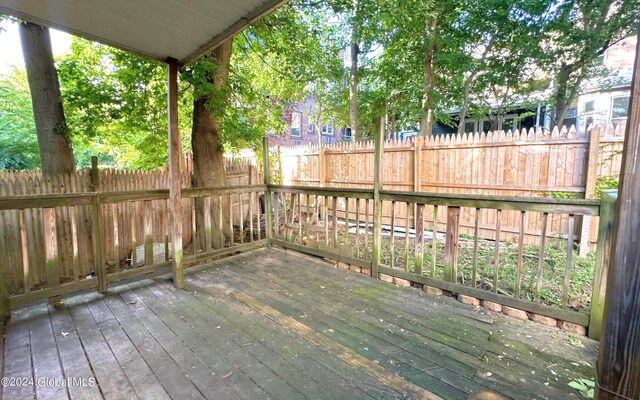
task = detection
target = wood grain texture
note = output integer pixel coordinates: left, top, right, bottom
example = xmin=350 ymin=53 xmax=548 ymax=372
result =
xmin=596 ymin=30 xmax=640 ymax=400
xmin=167 ymin=58 xmax=183 ymax=289
xmin=444 ymin=206 xmax=460 ymax=283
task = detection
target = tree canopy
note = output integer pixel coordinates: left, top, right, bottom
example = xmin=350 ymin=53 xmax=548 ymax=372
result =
xmin=0 ymin=0 xmax=638 ymax=169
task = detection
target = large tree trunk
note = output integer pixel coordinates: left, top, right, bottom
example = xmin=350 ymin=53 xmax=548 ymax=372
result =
xmin=192 ymin=38 xmax=234 ymax=250
xmin=551 ymin=64 xmax=571 ymax=128
xmin=420 ymin=17 xmax=438 ymax=137
xmin=349 ymin=0 xmax=359 ymax=140
xmin=457 ymin=80 xmax=474 ymax=135
xmin=552 ymin=62 xmax=588 ymax=128
xmin=19 ymin=22 xmax=74 ymax=175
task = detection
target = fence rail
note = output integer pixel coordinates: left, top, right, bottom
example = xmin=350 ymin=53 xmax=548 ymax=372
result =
xmin=0 ymin=183 xmax=267 ymax=313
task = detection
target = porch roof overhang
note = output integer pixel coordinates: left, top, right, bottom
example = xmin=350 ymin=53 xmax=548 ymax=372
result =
xmin=0 ymin=0 xmax=288 ymax=66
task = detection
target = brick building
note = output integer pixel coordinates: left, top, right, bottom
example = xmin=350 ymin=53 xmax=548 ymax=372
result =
xmin=266 ymin=98 xmax=352 ymax=146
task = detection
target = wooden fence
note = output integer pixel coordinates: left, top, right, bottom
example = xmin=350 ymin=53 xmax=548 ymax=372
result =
xmin=275 ymin=125 xmax=624 ymax=248
xmin=0 ymin=158 xmax=258 ymax=294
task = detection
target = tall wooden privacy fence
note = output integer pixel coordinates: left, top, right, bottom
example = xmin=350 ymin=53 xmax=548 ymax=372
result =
xmin=276 ymin=125 xmax=624 ymax=248
xmin=0 ymin=158 xmax=258 ymax=295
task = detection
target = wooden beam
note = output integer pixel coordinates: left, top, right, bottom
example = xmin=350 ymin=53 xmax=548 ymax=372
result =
xmin=91 ymin=195 xmax=107 ymax=293
xmin=372 ymin=117 xmax=384 ymax=279
xmin=167 ymin=57 xmax=184 ymax=289
xmin=263 ymin=137 xmax=274 ymax=241
xmin=444 ymin=206 xmax=460 ymax=282
xmin=588 ymin=191 xmax=616 ymax=340
xmin=596 ymin=30 xmax=640 ymax=400
xmin=580 ymin=127 xmax=601 ymax=256
xmin=380 ymin=190 xmax=600 ymax=215
xmin=269 ymin=185 xmax=374 ymax=199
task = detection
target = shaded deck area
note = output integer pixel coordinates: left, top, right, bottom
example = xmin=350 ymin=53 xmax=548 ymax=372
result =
xmin=2 ymin=248 xmax=597 ymax=400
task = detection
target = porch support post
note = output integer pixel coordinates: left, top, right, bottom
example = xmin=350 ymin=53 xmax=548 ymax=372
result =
xmin=372 ymin=117 xmax=384 ymax=279
xmin=595 ymin=30 xmax=640 ymax=399
xmin=263 ymin=136 xmax=273 ymax=242
xmin=167 ymin=58 xmax=184 ymax=289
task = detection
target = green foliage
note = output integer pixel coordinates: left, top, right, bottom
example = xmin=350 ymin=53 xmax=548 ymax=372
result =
xmin=0 ymin=67 xmax=40 ymax=169
xmin=57 ymin=39 xmax=193 ymax=170
xmin=544 ymin=191 xmax=582 ymax=199
xmin=568 ymin=378 xmax=595 ymax=399
xmin=595 ymin=176 xmax=619 ymax=198
xmin=3 ymin=0 xmax=639 ymax=172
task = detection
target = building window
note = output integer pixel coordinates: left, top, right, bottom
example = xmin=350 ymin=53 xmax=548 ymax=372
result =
xmin=611 ymin=96 xmax=629 ymax=125
xmin=584 ymin=100 xmax=595 ymax=112
xmin=293 ymin=140 xmax=302 ymax=146
xmin=344 ymin=128 xmax=352 ymax=140
xmin=322 ymin=124 xmax=334 ymax=136
xmin=307 ymin=122 xmax=315 ymax=135
xmin=291 ymin=112 xmax=301 ymax=137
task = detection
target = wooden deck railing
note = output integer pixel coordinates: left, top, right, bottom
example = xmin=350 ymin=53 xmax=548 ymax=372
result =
xmin=0 ymin=184 xmax=267 ymax=318
xmin=264 ymin=184 xmax=612 ymax=334
xmin=0 ymin=179 xmax=616 ymax=340
xmin=0 ymin=138 xmax=616 ymax=342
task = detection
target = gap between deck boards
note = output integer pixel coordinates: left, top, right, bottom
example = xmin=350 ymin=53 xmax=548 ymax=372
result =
xmin=211 ymin=281 xmax=443 ymax=400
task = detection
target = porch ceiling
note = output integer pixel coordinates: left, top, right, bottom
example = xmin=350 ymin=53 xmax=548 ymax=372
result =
xmin=0 ymin=0 xmax=288 ymax=66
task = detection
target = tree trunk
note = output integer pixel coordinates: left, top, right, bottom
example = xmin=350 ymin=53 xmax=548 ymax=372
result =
xmin=420 ymin=17 xmax=438 ymax=137
xmin=349 ymin=0 xmax=359 ymax=140
xmin=191 ymin=38 xmax=233 ymax=250
xmin=391 ymin=110 xmax=397 ymax=141
xmin=552 ymin=64 xmax=571 ymax=128
xmin=19 ymin=22 xmax=74 ymax=175
xmin=457 ymin=81 xmax=473 ymax=135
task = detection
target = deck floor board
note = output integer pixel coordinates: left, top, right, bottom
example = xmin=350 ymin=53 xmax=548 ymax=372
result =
xmin=2 ymin=248 xmax=597 ymax=400
xmin=215 ymin=256 xmax=570 ymax=400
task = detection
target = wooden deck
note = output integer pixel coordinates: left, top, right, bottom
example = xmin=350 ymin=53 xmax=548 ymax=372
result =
xmin=1 ymin=248 xmax=597 ymax=400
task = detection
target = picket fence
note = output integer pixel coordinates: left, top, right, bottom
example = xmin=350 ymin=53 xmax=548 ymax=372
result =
xmin=276 ymin=125 xmax=624 ymax=247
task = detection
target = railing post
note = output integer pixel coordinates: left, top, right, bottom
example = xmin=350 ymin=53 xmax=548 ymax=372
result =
xmin=92 ymin=194 xmax=107 ymax=294
xmin=263 ymin=136 xmax=273 ymax=243
xmin=588 ymin=191 xmax=616 ymax=340
xmin=372 ymin=117 xmax=384 ymax=279
xmin=580 ymin=127 xmax=601 ymax=257
xmin=444 ymin=206 xmax=460 ymax=282
xmin=596 ymin=31 xmax=640 ymax=400
xmin=0 ymin=257 xmax=9 ymax=320
xmin=414 ymin=204 xmax=424 ymax=274
xmin=167 ymin=58 xmax=183 ymax=289
xmin=413 ymin=137 xmax=421 ymax=228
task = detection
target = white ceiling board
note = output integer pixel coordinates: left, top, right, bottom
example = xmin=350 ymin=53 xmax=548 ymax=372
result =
xmin=0 ymin=0 xmax=288 ymax=65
